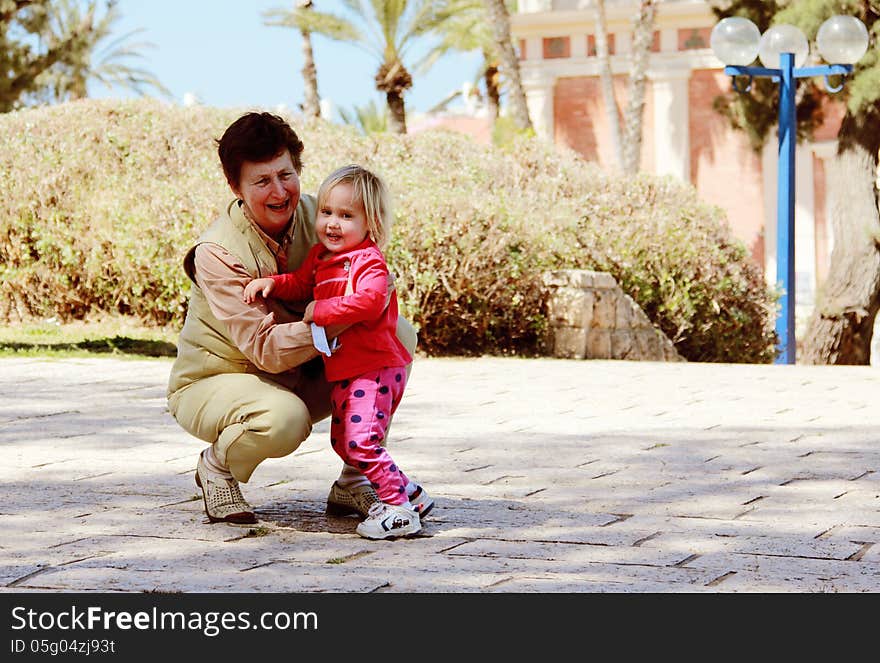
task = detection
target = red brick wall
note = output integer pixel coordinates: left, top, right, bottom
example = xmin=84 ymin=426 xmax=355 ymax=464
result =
xmin=409 ymin=115 xmax=493 ymax=145
xmin=688 ymin=69 xmax=765 ymax=265
xmin=552 ymin=70 xmax=784 ymax=271
xmin=814 ymin=96 xmax=845 ymax=140
xmin=554 ymin=75 xmax=653 ymax=172
xmin=554 ymin=76 xmax=603 ymax=163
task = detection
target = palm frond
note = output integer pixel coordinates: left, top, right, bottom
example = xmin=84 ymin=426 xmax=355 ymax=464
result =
xmin=338 ymin=97 xmax=388 ymax=134
xmin=263 ymin=5 xmax=361 ymax=41
xmin=37 ymin=0 xmax=170 ymax=100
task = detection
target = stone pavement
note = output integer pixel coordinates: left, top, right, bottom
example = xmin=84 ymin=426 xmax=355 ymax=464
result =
xmin=0 ymin=356 xmax=878 ymax=593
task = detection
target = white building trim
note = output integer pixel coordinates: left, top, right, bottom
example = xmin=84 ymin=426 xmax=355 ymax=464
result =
xmin=649 ymin=64 xmax=691 ymax=181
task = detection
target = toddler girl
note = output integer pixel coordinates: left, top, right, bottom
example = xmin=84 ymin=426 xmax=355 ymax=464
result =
xmin=244 ymin=164 xmax=431 ymax=539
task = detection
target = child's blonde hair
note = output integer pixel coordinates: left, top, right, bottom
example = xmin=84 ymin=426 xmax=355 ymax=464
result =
xmin=317 ymin=164 xmax=392 ymax=249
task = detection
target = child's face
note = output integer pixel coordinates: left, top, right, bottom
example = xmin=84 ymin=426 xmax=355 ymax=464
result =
xmin=317 ymin=182 xmax=370 ymax=253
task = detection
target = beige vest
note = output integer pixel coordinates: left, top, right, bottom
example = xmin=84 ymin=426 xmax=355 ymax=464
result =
xmin=167 ymin=195 xmax=318 ymax=396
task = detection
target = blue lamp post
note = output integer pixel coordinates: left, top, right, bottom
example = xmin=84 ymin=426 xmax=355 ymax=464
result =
xmin=710 ymin=15 xmax=869 ymax=365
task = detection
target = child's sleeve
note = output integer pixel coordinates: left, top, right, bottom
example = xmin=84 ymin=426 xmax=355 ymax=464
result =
xmin=312 ymin=252 xmax=388 ymax=326
xmin=269 ymin=249 xmax=317 ymax=301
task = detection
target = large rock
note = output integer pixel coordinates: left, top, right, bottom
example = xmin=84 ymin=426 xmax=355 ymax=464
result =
xmin=543 ymin=269 xmax=684 ymax=361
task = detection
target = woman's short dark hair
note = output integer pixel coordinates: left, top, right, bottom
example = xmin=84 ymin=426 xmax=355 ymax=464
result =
xmin=216 ymin=112 xmax=304 ymax=188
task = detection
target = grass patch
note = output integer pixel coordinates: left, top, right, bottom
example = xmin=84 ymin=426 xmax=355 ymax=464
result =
xmin=245 ymin=526 xmax=273 ymax=538
xmin=325 ymin=551 xmax=373 ymax=564
xmin=0 ymin=316 xmax=178 ymax=359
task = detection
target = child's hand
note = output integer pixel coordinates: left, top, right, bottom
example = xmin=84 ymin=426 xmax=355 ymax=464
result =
xmin=243 ymin=278 xmax=275 ymax=303
xmin=303 ymin=300 xmax=316 ymax=323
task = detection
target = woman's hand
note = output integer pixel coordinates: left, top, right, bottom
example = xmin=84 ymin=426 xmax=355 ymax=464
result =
xmin=385 ymin=272 xmax=396 ymax=309
xmin=243 ymin=277 xmax=275 ymax=303
xmin=303 ymin=300 xmax=316 ymax=324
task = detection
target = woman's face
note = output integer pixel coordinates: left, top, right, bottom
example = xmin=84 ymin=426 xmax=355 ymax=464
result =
xmin=231 ymin=150 xmax=300 ymax=237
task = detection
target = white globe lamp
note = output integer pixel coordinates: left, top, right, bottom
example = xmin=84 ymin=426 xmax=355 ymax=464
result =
xmin=816 ymin=15 xmax=869 ymax=65
xmin=710 ymin=16 xmax=761 ymax=65
xmin=758 ymin=24 xmax=809 ymax=68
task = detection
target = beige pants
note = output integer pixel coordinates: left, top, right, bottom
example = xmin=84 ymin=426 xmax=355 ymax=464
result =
xmin=168 ymin=317 xmax=417 ymax=483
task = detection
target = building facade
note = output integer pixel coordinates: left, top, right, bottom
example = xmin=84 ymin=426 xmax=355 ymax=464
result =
xmin=511 ymin=0 xmax=844 ymax=327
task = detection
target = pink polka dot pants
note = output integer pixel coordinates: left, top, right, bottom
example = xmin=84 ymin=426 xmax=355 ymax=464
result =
xmin=329 ymin=366 xmax=410 ymax=505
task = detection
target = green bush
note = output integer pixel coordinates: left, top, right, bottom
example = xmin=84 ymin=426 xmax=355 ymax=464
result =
xmin=0 ymin=99 xmax=777 ymax=362
xmin=560 ymin=168 xmax=779 ymax=363
xmin=0 ymin=100 xmax=232 ymax=325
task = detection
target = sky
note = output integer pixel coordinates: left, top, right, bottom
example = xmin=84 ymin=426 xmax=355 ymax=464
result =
xmin=93 ymin=0 xmax=483 ymax=119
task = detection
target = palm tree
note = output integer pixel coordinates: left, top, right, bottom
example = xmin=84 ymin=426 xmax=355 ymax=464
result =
xmin=1 ymin=0 xmax=91 ymax=111
xmin=620 ymin=0 xmax=656 ymax=173
xmin=428 ymin=0 xmax=500 ymax=121
xmin=272 ymin=0 xmax=452 ymax=134
xmin=595 ymin=0 xmax=622 ymax=169
xmin=591 ymin=0 xmax=656 ymax=174
xmin=264 ymin=0 xmax=357 ymax=119
xmin=482 ymin=0 xmax=531 ymax=131
xmin=355 ymin=0 xmax=447 ymax=134
xmin=36 ymin=0 xmax=169 ymax=102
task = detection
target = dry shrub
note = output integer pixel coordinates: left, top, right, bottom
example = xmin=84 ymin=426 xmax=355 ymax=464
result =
xmin=0 ymin=99 xmax=235 ymax=324
xmin=0 ymin=99 xmax=776 ymax=362
xmin=567 ymin=172 xmax=778 ymax=363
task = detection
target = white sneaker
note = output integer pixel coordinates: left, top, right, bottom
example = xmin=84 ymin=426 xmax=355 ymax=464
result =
xmin=408 ymin=484 xmax=435 ymax=518
xmin=355 ymin=502 xmax=421 ymax=540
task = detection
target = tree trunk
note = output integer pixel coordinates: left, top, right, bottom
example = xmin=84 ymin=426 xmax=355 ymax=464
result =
xmin=484 ymin=57 xmax=500 ymax=121
xmin=386 ymin=91 xmax=407 ymax=134
xmin=801 ymin=111 xmax=880 ymax=364
xmin=300 ymin=28 xmax=320 ymax=118
xmin=621 ymin=0 xmax=655 ymax=174
xmin=70 ymin=72 xmax=88 ymax=100
xmin=595 ymin=0 xmax=622 ymax=170
xmin=483 ymin=0 xmax=532 ymax=131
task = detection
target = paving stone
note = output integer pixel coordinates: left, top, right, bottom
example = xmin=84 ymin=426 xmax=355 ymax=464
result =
xmin=676 ymin=551 xmax=880 ymax=592
xmin=2 ymin=356 xmax=880 ymax=593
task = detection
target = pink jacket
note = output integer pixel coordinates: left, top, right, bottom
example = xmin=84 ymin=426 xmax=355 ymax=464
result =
xmin=269 ymin=238 xmax=412 ymax=381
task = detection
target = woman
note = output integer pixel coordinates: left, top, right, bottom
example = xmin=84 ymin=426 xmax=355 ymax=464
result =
xmin=166 ymin=112 xmax=426 ymax=525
